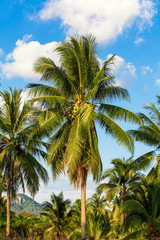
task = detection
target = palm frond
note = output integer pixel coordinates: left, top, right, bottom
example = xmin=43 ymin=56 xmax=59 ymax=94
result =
xmin=128 ymin=129 xmax=159 ymax=146
xmin=98 ymin=112 xmax=134 ymax=153
xmin=99 ymin=104 xmax=142 ymax=125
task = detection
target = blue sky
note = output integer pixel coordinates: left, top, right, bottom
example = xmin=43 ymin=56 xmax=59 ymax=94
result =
xmin=1 ymin=0 xmax=160 ymax=202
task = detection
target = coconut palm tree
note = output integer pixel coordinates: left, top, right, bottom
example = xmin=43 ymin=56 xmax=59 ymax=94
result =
xmin=27 ymin=35 xmax=142 ymax=239
xmin=40 ymin=192 xmax=71 ymax=240
xmin=129 ymin=99 xmax=160 ymax=179
xmin=123 ymin=179 xmax=160 ymax=240
xmin=0 ymin=88 xmax=48 ymax=237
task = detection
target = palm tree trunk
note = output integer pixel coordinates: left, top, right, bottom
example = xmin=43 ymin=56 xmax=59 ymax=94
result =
xmin=6 ymin=161 xmax=11 ymax=237
xmin=81 ymin=177 xmax=86 ymax=240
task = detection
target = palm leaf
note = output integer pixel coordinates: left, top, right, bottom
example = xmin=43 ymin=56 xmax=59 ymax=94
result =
xmin=98 ymin=112 xmax=134 ymax=153
xmin=99 ymin=104 xmax=142 ymax=125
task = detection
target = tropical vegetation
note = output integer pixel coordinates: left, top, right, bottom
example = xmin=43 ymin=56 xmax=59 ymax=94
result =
xmin=0 ymin=34 xmax=160 ymax=240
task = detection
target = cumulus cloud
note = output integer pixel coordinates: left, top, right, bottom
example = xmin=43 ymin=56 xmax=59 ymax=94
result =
xmin=1 ymin=35 xmax=60 ymax=80
xmin=134 ymin=37 xmax=145 ymax=45
xmin=107 ymin=54 xmax=137 ymax=88
xmin=1 ymin=35 xmax=136 ymax=88
xmin=38 ymin=0 xmax=156 ymax=43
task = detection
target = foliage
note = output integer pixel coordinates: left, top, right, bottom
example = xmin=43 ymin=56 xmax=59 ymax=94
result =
xmin=27 ymin=35 xmax=142 ymax=185
xmin=0 ymin=88 xmax=48 ymax=236
xmin=0 ymin=196 xmax=7 ymax=217
xmin=97 ymin=158 xmax=143 ymax=203
xmin=129 ymin=98 xmax=160 ymax=179
xmin=0 ymin=214 xmax=45 ymax=240
xmin=86 ymin=193 xmax=110 ymax=240
xmin=38 ymin=192 xmax=71 ymax=240
xmin=0 ymin=88 xmax=49 ymax=196
xmin=67 ymin=199 xmax=81 ymax=239
xmin=123 ymin=179 xmax=160 ymax=240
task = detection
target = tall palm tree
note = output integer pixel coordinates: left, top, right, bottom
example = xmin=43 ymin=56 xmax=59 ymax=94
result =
xmin=0 ymin=88 xmax=48 ymax=237
xmin=40 ymin=192 xmax=71 ymax=240
xmin=123 ymin=179 xmax=160 ymax=240
xmin=97 ymin=158 xmax=143 ymax=228
xmin=27 ymin=35 xmax=142 ymax=239
xmin=129 ymin=99 xmax=160 ymax=179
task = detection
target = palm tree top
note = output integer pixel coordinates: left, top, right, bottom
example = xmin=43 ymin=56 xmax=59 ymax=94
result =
xmin=0 ymin=88 xmax=49 ymax=197
xmin=97 ymin=157 xmax=143 ymax=202
xmin=27 ymin=36 xmax=142 ymax=180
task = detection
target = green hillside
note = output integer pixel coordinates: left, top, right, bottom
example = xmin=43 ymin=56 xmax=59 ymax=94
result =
xmin=11 ymin=193 xmax=43 ymax=216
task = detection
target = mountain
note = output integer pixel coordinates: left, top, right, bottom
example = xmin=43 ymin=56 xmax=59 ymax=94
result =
xmin=11 ymin=193 xmax=43 ymax=216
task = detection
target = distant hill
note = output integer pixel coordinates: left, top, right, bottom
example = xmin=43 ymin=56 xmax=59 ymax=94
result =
xmin=11 ymin=193 xmax=43 ymax=216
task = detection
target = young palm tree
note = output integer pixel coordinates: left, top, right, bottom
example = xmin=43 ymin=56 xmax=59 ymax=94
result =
xmin=123 ymin=179 xmax=160 ymax=240
xmin=0 ymin=88 xmax=48 ymax=237
xmin=87 ymin=193 xmax=110 ymax=218
xmin=97 ymin=158 xmax=143 ymax=229
xmin=97 ymin=158 xmax=143 ymax=202
xmin=86 ymin=193 xmax=110 ymax=240
xmin=40 ymin=192 xmax=71 ymax=240
xmin=129 ymin=99 xmax=160 ymax=179
xmin=27 ymin=35 xmax=142 ymax=239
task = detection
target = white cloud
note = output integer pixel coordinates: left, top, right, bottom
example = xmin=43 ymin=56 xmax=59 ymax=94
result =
xmin=134 ymin=37 xmax=145 ymax=45
xmin=1 ymin=35 xmax=60 ymax=80
xmin=155 ymin=79 xmax=160 ymax=87
xmin=142 ymin=65 xmax=152 ymax=74
xmin=138 ymin=0 xmax=156 ymax=30
xmin=107 ymin=54 xmax=137 ymax=88
xmin=1 ymin=35 xmax=136 ymax=87
xmin=38 ymin=0 xmax=156 ymax=43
